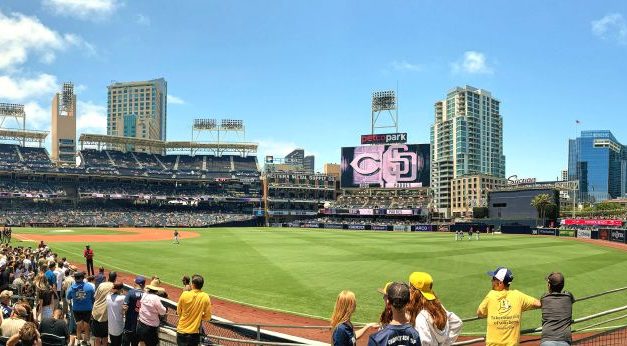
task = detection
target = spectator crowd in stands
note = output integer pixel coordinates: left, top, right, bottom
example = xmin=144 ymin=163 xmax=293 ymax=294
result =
xmin=331 ymin=190 xmax=429 ymax=210
xmin=0 ymin=240 xmax=213 ymax=346
xmin=0 ymin=208 xmax=253 ymax=228
xmin=293 ymin=217 xmax=420 ymax=227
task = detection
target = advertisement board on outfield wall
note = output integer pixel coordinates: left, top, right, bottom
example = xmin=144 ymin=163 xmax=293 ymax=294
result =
xmin=559 ymin=230 xmax=576 ymax=237
xmin=562 ymin=219 xmax=623 ymax=227
xmin=577 ymin=230 xmax=592 ymax=239
xmin=609 ymin=229 xmax=627 ymax=243
xmin=347 ymin=225 xmax=366 ymax=230
xmin=412 ymin=225 xmax=434 ymax=232
xmin=323 ymin=224 xmax=344 ymax=229
xmin=371 ymin=225 xmax=389 ymax=231
xmin=535 ymin=228 xmax=557 ymax=236
xmin=341 ymin=144 xmax=430 ymax=188
xmin=599 ymin=230 xmax=609 ymax=241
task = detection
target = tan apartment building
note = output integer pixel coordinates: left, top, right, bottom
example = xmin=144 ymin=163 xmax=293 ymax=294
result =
xmin=107 ymin=78 xmax=167 ymax=142
xmin=323 ymin=163 xmax=340 ymax=180
xmin=451 ymin=174 xmax=507 ymax=218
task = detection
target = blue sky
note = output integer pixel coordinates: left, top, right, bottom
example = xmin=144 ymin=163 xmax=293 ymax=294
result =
xmin=1 ymin=0 xmax=626 ymax=179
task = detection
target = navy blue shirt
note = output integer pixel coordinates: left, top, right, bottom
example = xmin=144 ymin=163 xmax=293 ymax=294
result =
xmin=333 ymin=322 xmax=355 ymax=346
xmin=1 ymin=303 xmax=12 ymax=319
xmin=94 ymin=273 xmax=105 ymax=288
xmin=123 ymin=288 xmax=143 ymax=332
xmin=367 ymin=324 xmax=420 ymax=346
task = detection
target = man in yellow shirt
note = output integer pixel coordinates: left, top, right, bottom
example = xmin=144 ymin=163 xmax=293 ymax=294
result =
xmin=477 ymin=267 xmax=541 ymax=346
xmin=176 ymin=274 xmax=212 ymax=346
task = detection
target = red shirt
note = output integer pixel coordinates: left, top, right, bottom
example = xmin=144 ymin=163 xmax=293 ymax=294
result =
xmin=84 ymin=249 xmax=94 ymax=260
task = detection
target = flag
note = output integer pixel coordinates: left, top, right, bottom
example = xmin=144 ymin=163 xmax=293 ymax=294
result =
xmin=576 ymin=120 xmax=580 ymax=124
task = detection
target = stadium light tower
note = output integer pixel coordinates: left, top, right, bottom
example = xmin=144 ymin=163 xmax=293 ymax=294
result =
xmin=0 ymin=103 xmax=26 ymax=146
xmin=371 ymin=90 xmax=398 ymax=135
xmin=191 ymin=118 xmax=246 ymax=155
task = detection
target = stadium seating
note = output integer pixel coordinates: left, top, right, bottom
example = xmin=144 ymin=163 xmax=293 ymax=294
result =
xmin=159 ymin=155 xmax=178 ymax=170
xmin=232 ymin=156 xmax=257 ymax=172
xmin=107 ymin=150 xmax=139 ymax=168
xmin=177 ymin=155 xmax=204 ymax=171
xmin=206 ymin=155 xmax=232 ymax=172
xmin=133 ymin=152 xmax=166 ymax=170
xmin=0 ymin=204 xmax=255 ymax=227
xmin=0 ymin=144 xmax=20 ymax=164
xmin=18 ymin=147 xmax=53 ymax=168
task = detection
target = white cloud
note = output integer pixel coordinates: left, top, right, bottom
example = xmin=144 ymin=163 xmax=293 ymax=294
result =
xmin=0 ymin=10 xmax=93 ymax=70
xmin=136 ymin=14 xmax=150 ymax=26
xmin=451 ymin=51 xmax=494 ymax=74
xmin=167 ymin=94 xmax=185 ymax=105
xmin=390 ymin=60 xmax=423 ymax=72
xmin=592 ymin=13 xmax=627 ymax=44
xmin=77 ymin=101 xmax=107 ymax=134
xmin=23 ymin=102 xmax=51 ymax=131
xmin=42 ymin=0 xmax=119 ymax=20
xmin=257 ymin=138 xmax=299 ymax=164
xmin=0 ymin=73 xmax=58 ymax=101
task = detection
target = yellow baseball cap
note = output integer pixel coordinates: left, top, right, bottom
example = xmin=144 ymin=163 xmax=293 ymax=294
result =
xmin=409 ymin=272 xmax=437 ymax=301
xmin=377 ymin=281 xmax=393 ymax=295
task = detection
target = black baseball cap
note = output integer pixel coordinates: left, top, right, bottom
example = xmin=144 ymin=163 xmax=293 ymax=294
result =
xmin=386 ymin=282 xmax=410 ymax=309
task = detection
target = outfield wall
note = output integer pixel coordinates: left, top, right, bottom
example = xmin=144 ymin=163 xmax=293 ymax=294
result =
xmin=502 ymin=227 xmax=627 ymax=245
xmin=271 ymin=222 xmax=436 ymax=232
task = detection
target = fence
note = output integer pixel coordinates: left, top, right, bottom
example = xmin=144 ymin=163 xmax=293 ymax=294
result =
xmin=451 ymin=286 xmax=627 ymax=345
xmin=130 ymin=285 xmax=326 ymax=346
xmin=145 ymin=283 xmax=627 ymax=346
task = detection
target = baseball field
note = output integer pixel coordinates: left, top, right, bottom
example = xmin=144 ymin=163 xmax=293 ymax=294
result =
xmin=12 ymin=227 xmax=627 ymax=334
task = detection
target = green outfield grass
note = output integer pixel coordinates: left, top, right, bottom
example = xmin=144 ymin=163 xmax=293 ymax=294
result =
xmin=13 ymin=227 xmax=627 ymax=333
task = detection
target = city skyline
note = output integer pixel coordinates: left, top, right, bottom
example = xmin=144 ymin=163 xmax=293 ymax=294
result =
xmin=0 ymin=1 xmax=626 ymax=178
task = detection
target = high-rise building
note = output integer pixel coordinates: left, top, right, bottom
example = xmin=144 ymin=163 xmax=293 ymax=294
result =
xmin=285 ymin=149 xmax=304 ymax=165
xmin=304 ymin=155 xmax=315 ymax=173
xmin=561 ymin=169 xmax=568 ymax=182
xmin=51 ymin=82 xmax=76 ymax=164
xmin=430 ymin=86 xmax=505 ymax=217
xmin=107 ymin=78 xmax=167 ymax=141
xmin=450 ymin=174 xmax=507 ymax=218
xmin=568 ymin=130 xmax=627 ymax=202
xmin=323 ymin=163 xmax=340 ymax=180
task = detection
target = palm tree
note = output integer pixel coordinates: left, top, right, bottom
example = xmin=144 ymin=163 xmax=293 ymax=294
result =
xmin=531 ymin=193 xmax=552 ymax=226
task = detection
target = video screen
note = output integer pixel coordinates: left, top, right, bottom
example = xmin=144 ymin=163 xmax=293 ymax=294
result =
xmin=340 ymin=144 xmax=430 ymax=188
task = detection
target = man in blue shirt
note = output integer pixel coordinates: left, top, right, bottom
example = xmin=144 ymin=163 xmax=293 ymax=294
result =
xmin=368 ymin=282 xmax=420 ymax=346
xmin=122 ymin=276 xmax=145 ymax=346
xmin=45 ymin=262 xmax=57 ymax=287
xmin=67 ymin=271 xmax=95 ymax=346
xmin=94 ymin=267 xmax=106 ymax=288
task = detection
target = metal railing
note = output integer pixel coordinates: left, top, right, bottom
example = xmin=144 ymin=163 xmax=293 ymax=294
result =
xmin=451 ymin=285 xmax=627 ymax=345
xmin=126 ymin=284 xmax=325 ymax=346
xmin=148 ymin=283 xmax=627 ymax=346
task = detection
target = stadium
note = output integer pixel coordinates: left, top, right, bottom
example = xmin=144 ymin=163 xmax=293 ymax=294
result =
xmin=0 ymin=87 xmax=625 ymax=346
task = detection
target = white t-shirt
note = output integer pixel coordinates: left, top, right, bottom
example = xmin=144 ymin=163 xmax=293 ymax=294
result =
xmin=54 ymin=268 xmax=64 ymax=291
xmin=107 ymin=293 xmax=126 ymax=336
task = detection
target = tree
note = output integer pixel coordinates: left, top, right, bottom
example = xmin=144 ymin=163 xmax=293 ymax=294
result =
xmin=531 ymin=193 xmax=553 ymax=226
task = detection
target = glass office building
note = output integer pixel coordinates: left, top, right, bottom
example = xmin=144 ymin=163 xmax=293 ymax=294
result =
xmin=568 ymin=130 xmax=627 ymax=202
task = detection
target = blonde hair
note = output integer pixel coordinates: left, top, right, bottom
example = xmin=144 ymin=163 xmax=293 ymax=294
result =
xmin=330 ymin=290 xmax=356 ymax=329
